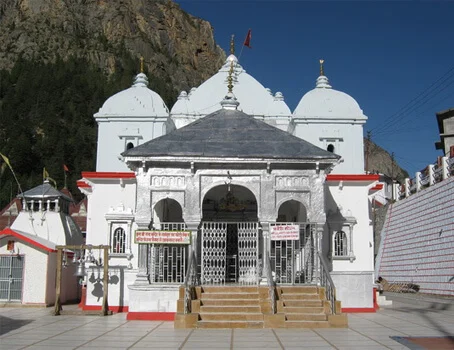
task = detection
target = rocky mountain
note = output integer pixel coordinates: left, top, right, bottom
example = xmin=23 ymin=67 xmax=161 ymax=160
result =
xmin=0 ymin=0 xmax=225 ymax=94
xmin=365 ymin=137 xmax=408 ymax=182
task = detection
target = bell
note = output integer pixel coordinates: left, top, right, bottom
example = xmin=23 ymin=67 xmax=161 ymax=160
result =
xmin=74 ymin=264 xmax=86 ymax=277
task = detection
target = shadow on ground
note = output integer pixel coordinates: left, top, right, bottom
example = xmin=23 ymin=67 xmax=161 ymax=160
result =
xmin=0 ymin=315 xmax=33 ymax=336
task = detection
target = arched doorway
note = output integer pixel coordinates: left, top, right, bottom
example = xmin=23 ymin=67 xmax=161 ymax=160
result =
xmin=201 ymin=184 xmax=259 ymax=284
xmin=272 ymin=200 xmax=315 ymax=284
xmin=150 ymin=198 xmax=185 ymax=283
xmin=276 ymin=199 xmax=307 ymax=223
xmin=153 ymin=198 xmax=184 ymax=224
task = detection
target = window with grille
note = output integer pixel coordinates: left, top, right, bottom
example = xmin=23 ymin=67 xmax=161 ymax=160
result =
xmin=112 ymin=227 xmax=126 ymax=254
xmin=334 ymin=230 xmax=347 ymax=256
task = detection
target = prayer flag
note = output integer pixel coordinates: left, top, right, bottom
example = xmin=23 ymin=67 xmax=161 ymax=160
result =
xmin=0 ymin=152 xmax=11 ymax=169
xmin=43 ymin=168 xmax=49 ymax=181
xmin=63 ymin=164 xmax=69 ymax=172
xmin=243 ymin=29 xmax=252 ymax=48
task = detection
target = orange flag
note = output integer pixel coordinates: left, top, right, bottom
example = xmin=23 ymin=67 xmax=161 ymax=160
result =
xmin=243 ymin=29 xmax=252 ymax=48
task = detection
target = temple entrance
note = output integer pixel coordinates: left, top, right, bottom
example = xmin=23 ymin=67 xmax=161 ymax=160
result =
xmin=271 ymin=200 xmax=317 ymax=284
xmin=200 ymin=184 xmax=259 ymax=284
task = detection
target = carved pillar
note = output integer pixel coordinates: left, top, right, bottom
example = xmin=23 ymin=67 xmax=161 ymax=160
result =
xmin=260 ymin=221 xmax=270 ymax=285
xmin=134 ymin=226 xmax=150 ymax=285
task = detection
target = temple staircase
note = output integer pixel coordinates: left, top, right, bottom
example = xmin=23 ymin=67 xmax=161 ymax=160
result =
xmin=175 ymin=285 xmax=347 ymax=329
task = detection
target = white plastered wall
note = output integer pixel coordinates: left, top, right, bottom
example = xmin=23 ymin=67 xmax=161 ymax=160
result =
xmin=293 ymin=122 xmax=365 ymax=174
xmin=84 ymin=179 xmax=138 ymax=306
xmin=325 ymin=182 xmax=375 ymax=308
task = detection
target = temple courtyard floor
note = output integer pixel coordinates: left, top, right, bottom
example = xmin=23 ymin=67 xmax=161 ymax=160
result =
xmin=1 ymin=293 xmax=453 ymax=350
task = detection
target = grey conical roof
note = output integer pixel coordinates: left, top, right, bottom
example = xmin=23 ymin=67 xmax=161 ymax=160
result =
xmin=18 ymin=182 xmax=73 ymax=201
xmin=123 ymin=109 xmax=340 ymax=161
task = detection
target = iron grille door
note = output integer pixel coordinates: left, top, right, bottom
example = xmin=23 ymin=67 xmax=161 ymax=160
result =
xmin=201 ymin=222 xmax=227 ymax=284
xmin=270 ymin=223 xmax=316 ymax=284
xmin=238 ymin=222 xmax=259 ymax=284
xmin=0 ymin=255 xmax=24 ymax=301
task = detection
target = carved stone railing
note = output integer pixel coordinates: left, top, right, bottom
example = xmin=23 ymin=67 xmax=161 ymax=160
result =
xmin=317 ymin=251 xmax=336 ymax=315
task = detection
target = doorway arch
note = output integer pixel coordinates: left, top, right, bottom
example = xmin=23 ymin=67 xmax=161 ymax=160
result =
xmin=153 ymin=198 xmax=184 ymax=224
xmin=202 ymin=184 xmax=257 ymax=222
xmin=276 ymin=199 xmax=307 ymax=223
xmin=201 ymin=184 xmax=259 ymax=284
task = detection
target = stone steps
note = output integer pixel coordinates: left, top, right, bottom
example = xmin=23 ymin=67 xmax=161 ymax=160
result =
xmin=197 ymin=320 xmax=264 ymax=329
xmin=174 ymin=285 xmax=347 ymax=329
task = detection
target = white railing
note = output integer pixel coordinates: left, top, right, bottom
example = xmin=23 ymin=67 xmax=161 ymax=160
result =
xmin=395 ymin=151 xmax=454 ymax=201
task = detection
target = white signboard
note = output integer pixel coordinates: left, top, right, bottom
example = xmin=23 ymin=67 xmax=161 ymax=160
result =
xmin=270 ymin=225 xmax=300 ymax=241
xmin=134 ymin=230 xmax=191 ymax=245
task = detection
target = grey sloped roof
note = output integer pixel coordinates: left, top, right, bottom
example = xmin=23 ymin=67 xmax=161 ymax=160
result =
xmin=18 ymin=183 xmax=73 ymax=201
xmin=123 ymin=108 xmax=340 ymax=161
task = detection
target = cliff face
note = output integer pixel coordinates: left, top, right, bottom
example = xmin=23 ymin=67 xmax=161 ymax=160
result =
xmin=365 ymin=137 xmax=408 ymax=183
xmin=0 ymin=0 xmax=225 ymax=92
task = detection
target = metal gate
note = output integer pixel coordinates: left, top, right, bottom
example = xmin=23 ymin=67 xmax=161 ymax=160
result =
xmin=148 ymin=223 xmax=187 ymax=283
xmin=201 ymin=222 xmax=259 ymax=284
xmin=0 ymin=255 xmax=24 ymax=301
xmin=238 ymin=222 xmax=259 ymax=284
xmin=270 ymin=223 xmax=317 ymax=284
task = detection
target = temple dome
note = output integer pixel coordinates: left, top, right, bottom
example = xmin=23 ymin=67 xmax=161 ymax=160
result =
xmin=170 ymin=55 xmax=290 ymax=117
xmin=95 ymin=73 xmax=169 ymax=118
xmin=294 ymin=75 xmax=366 ymax=120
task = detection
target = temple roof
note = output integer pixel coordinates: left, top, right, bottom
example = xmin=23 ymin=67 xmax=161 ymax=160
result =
xmin=123 ymin=108 xmax=339 ymax=161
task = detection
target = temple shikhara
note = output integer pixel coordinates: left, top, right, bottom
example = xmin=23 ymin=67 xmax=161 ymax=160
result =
xmin=2 ymin=39 xmax=385 ymax=328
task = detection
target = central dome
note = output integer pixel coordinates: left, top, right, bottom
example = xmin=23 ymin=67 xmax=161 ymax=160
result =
xmin=171 ymin=55 xmax=291 ymax=118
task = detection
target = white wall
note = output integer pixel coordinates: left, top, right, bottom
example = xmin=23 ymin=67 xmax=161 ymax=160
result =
xmin=85 ymin=180 xmax=138 ymax=270
xmin=85 ymin=266 xmax=137 ymax=307
xmin=294 ymin=122 xmax=365 ymax=174
xmin=96 ymin=120 xmax=167 ymax=172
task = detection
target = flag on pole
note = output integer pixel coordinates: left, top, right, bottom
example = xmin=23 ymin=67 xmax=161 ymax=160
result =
xmin=0 ymin=152 xmax=11 ymax=169
xmin=243 ymin=29 xmax=252 ymax=48
xmin=63 ymin=164 xmax=69 ymax=172
xmin=1 ymin=152 xmax=24 ymax=197
xmin=43 ymin=168 xmax=49 ymax=182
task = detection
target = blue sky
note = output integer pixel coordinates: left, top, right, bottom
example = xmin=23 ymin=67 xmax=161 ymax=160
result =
xmin=176 ymin=0 xmax=454 ymax=177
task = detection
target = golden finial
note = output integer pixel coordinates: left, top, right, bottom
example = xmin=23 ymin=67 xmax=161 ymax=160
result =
xmin=227 ymin=60 xmax=234 ymax=93
xmin=140 ymin=56 xmax=144 ymax=73
xmin=230 ymin=34 xmax=235 ymax=55
xmin=319 ymin=59 xmax=325 ymax=76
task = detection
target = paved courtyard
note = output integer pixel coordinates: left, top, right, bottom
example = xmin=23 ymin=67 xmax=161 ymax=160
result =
xmin=1 ymin=294 xmax=454 ymax=350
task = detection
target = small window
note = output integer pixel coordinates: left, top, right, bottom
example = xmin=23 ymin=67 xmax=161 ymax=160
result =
xmin=126 ymin=142 xmax=134 ymax=151
xmin=112 ymin=227 xmax=126 ymax=254
xmin=327 ymin=144 xmax=335 ymax=153
xmin=334 ymin=230 xmax=347 ymax=256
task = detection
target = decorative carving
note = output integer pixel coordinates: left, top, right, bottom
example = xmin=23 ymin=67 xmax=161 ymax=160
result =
xmin=151 ymin=176 xmax=185 ymax=188
xmin=275 ymin=176 xmax=309 ymax=188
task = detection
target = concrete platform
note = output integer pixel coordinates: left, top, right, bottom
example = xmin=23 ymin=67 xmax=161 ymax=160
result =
xmin=1 ymin=295 xmax=454 ymax=349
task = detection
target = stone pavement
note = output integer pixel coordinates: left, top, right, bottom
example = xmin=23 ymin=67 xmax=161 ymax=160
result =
xmin=1 ymin=294 xmax=454 ymax=350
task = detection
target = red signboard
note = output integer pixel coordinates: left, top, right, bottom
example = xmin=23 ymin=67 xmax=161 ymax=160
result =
xmin=270 ymin=225 xmax=300 ymax=241
xmin=134 ymin=230 xmax=191 ymax=245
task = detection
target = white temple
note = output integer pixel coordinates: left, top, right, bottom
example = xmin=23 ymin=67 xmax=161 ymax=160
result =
xmin=77 ymin=43 xmax=381 ymax=325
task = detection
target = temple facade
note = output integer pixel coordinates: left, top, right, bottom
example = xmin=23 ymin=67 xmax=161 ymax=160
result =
xmin=78 ymin=51 xmax=381 ymax=320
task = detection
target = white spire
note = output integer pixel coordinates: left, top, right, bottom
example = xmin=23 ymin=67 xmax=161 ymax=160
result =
xmin=315 ymin=75 xmax=332 ymax=89
xmin=220 ymin=92 xmax=240 ymax=110
xmin=133 ymin=73 xmax=149 ymax=87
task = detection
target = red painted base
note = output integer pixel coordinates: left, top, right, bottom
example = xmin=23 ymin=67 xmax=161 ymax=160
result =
xmin=126 ymin=312 xmax=176 ymax=321
xmin=82 ymin=305 xmax=129 ymax=313
xmin=341 ymin=307 xmax=376 ymax=313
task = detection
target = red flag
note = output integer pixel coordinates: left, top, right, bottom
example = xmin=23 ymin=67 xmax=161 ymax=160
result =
xmin=63 ymin=164 xmax=69 ymax=172
xmin=243 ymin=29 xmax=252 ymax=48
